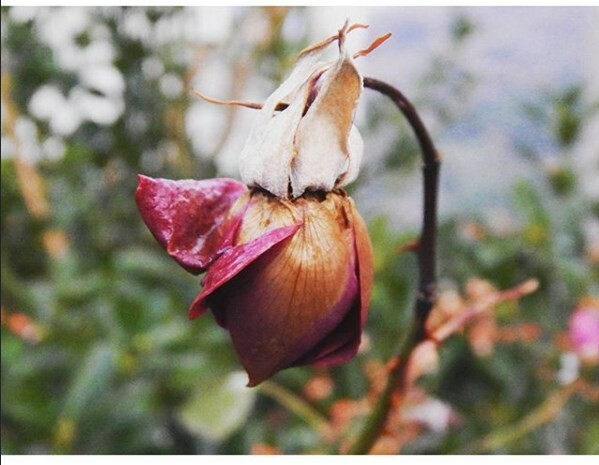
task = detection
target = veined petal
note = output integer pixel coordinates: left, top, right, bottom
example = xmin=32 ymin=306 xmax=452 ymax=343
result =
xmin=291 ymin=295 xmax=361 ymax=368
xmin=188 ymin=222 xmax=301 ymax=320
xmin=203 ymin=191 xmax=360 ymax=386
xmin=291 ymin=197 xmax=373 ymax=367
xmin=135 ymin=175 xmax=248 ymax=274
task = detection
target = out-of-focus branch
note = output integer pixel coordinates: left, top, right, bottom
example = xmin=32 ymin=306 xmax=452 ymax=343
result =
xmin=1 ymin=71 xmax=68 ymax=259
xmin=1 ymin=72 xmax=50 ymax=219
xmin=348 ymin=77 xmax=441 ymax=454
xmin=462 ymin=378 xmax=598 ymax=454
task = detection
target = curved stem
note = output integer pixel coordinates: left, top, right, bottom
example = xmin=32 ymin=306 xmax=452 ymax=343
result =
xmin=348 ymin=77 xmax=441 ymax=454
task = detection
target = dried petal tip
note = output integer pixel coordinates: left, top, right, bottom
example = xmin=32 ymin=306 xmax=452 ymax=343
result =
xmin=353 ymin=32 xmax=392 ymax=59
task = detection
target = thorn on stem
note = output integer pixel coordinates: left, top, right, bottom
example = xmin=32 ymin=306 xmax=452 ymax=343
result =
xmin=395 ymin=239 xmax=419 ymax=255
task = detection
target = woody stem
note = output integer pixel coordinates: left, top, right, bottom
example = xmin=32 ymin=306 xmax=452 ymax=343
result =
xmin=347 ymin=77 xmax=441 ymax=454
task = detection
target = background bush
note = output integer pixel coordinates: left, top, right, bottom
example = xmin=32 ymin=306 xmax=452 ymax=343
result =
xmin=1 ymin=6 xmax=598 ymax=454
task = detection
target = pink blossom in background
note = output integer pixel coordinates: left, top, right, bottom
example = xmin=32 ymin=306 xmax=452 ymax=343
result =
xmin=569 ymin=300 xmax=599 ymax=364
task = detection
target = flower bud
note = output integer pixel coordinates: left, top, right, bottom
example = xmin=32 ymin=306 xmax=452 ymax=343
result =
xmin=135 ymin=22 xmax=388 ymax=385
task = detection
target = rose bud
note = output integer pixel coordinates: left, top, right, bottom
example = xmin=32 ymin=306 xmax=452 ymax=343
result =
xmin=136 ymin=22 xmax=389 ymax=386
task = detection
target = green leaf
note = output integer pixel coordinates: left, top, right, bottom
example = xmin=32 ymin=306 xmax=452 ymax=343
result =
xmin=61 ymin=343 xmax=116 ymax=421
xmin=176 ymin=371 xmax=256 ymax=442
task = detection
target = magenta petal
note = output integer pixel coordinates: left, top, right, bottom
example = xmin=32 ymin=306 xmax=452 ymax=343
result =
xmin=188 ymin=223 xmax=301 ymax=320
xmin=135 ymin=175 xmax=248 ymax=274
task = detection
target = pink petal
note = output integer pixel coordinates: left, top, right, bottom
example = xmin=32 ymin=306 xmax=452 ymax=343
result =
xmin=188 ymin=223 xmax=301 ymax=320
xmin=570 ymin=306 xmax=599 ymax=360
xmin=135 ymin=175 xmax=248 ymax=274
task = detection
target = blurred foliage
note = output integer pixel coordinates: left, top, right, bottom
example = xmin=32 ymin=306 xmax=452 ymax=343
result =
xmin=1 ymin=6 xmax=598 ymax=455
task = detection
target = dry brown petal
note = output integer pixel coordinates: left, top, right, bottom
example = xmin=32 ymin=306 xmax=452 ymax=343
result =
xmin=291 ymin=50 xmax=363 ymax=196
xmin=296 ymin=22 xmax=368 ymax=58
xmin=353 ymin=32 xmax=393 ymax=59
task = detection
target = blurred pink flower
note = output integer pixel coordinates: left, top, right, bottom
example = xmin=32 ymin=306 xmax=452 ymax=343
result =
xmin=569 ymin=299 xmax=599 ymax=364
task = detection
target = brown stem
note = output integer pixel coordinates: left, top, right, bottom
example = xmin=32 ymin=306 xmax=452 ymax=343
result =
xmin=347 ymin=77 xmax=441 ymax=454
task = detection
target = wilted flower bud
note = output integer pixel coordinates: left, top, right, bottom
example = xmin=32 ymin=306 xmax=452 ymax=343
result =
xmin=239 ymin=23 xmax=364 ymax=198
xmin=136 ymin=22 xmax=388 ymax=385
